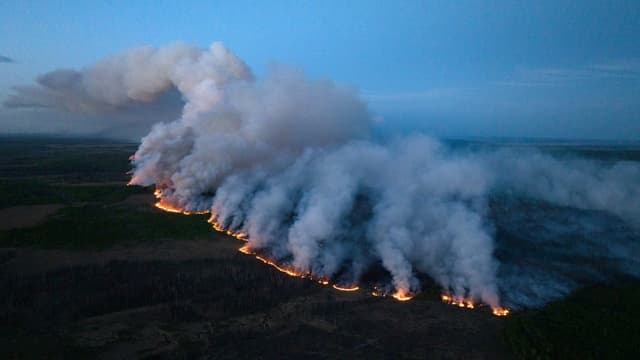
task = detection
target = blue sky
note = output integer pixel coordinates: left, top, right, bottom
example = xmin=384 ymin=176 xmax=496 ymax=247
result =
xmin=1 ymin=0 xmax=639 ymax=140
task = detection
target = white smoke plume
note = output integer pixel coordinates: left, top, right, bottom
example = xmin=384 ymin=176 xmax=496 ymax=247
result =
xmin=14 ymin=41 xmax=638 ymax=309
xmin=2 ymin=42 xmax=251 ymax=139
xmin=127 ymin=42 xmax=640 ymax=309
xmin=5 ymin=42 xmax=251 ymax=113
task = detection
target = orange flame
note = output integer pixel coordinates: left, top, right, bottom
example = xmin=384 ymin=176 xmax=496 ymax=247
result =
xmin=151 ymin=187 xmax=509 ymax=316
xmin=332 ymin=284 xmax=359 ymax=292
xmin=154 ymin=201 xmax=183 ymax=213
xmin=440 ymin=294 xmax=475 ymax=309
xmin=391 ymin=289 xmax=414 ymax=301
xmin=441 ymin=293 xmax=509 ymax=316
xmin=154 ymin=201 xmax=209 ymax=215
xmin=238 ymin=244 xmax=253 ymax=254
xmin=255 ymin=255 xmax=307 ymax=278
xmin=207 ymin=217 xmax=249 ymax=241
xmin=151 ymin=187 xmax=208 ymax=215
xmin=491 ymin=307 xmax=510 ymax=317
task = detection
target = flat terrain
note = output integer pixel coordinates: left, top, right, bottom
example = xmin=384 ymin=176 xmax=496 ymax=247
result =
xmin=1 ymin=136 xmax=639 ymax=359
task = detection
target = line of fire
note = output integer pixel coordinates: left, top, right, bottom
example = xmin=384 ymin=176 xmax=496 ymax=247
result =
xmin=151 ymin=189 xmax=510 ymax=317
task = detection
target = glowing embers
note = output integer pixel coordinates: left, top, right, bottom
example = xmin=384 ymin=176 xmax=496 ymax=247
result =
xmin=151 ymin=188 xmax=509 ymax=316
xmin=154 ymin=200 xmax=209 ymax=214
xmin=370 ymin=286 xmax=414 ymax=301
xmin=154 ymin=201 xmax=185 ymax=213
xmin=238 ymin=244 xmax=360 ymax=292
xmin=440 ymin=293 xmax=510 ymax=317
xmin=332 ymin=284 xmax=359 ymax=292
xmin=441 ymin=294 xmax=475 ymax=309
xmin=238 ymin=244 xmax=309 ymax=278
xmin=255 ymin=255 xmax=307 ymax=278
xmin=151 ymin=187 xmax=209 ymax=215
xmin=238 ymin=244 xmax=253 ymax=254
xmin=491 ymin=307 xmax=510 ymax=317
xmin=208 ymin=217 xmax=248 ymax=241
xmin=391 ymin=289 xmax=414 ymax=301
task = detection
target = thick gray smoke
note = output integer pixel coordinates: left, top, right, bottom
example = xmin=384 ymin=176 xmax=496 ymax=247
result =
xmin=25 ymin=41 xmax=638 ymax=309
xmin=127 ymin=42 xmax=640 ymax=309
xmin=5 ymin=42 xmax=251 ymax=113
xmin=2 ymin=42 xmax=250 ymax=139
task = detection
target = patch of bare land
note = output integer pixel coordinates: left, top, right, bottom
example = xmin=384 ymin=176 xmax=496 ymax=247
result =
xmin=0 ymin=204 xmax=64 ymax=230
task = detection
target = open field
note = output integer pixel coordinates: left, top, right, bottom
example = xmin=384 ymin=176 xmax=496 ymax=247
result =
xmin=1 ymin=137 xmax=639 ymax=359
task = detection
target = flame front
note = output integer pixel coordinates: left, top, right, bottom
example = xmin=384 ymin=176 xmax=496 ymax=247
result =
xmin=440 ymin=293 xmax=510 ymax=316
xmin=151 ymin=186 xmax=510 ymax=316
xmin=440 ymin=294 xmax=475 ymax=309
xmin=152 ymin=188 xmax=209 ymax=215
xmin=491 ymin=307 xmax=510 ymax=317
xmin=332 ymin=284 xmax=359 ymax=292
xmin=235 ymin=242 xmax=310 ymax=278
xmin=391 ymin=289 xmax=414 ymax=301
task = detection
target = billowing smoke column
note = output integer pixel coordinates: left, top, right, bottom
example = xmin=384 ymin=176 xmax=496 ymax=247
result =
xmin=122 ymin=42 xmax=503 ymax=307
xmin=27 ymin=41 xmax=638 ymax=310
xmin=5 ymin=42 xmax=251 ymax=114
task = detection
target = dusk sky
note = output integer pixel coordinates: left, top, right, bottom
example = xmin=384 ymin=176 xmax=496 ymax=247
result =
xmin=1 ymin=0 xmax=639 ymax=141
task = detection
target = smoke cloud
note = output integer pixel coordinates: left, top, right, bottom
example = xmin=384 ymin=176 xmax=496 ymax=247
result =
xmin=14 ymin=41 xmax=639 ymax=309
xmin=2 ymin=42 xmax=252 ymax=139
xmin=0 ymin=55 xmax=14 ymax=63
xmin=127 ymin=42 xmax=640 ymax=309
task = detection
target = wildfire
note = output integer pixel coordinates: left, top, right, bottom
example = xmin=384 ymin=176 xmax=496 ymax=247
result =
xmin=440 ymin=293 xmax=510 ymax=316
xmin=154 ymin=201 xmax=209 ymax=215
xmin=370 ymin=287 xmax=413 ymax=301
xmin=235 ymin=243 xmax=307 ymax=277
xmin=440 ymin=294 xmax=475 ymax=309
xmin=207 ymin=217 xmax=249 ymax=241
xmin=492 ymin=307 xmax=510 ymax=317
xmin=150 ymin=187 xmax=510 ymax=317
xmin=154 ymin=201 xmax=185 ymax=213
xmin=236 ymin=243 xmax=357 ymax=292
xmin=391 ymin=289 xmax=414 ymax=301
xmin=152 ymin=188 xmax=209 ymax=215
xmin=332 ymin=284 xmax=359 ymax=292
xmin=229 ymin=230 xmax=248 ymax=240
xmin=238 ymin=244 xmax=253 ymax=254
xmin=255 ymin=255 xmax=308 ymax=278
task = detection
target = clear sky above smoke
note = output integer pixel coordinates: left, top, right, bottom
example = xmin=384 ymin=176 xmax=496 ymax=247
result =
xmin=1 ymin=0 xmax=639 ymax=140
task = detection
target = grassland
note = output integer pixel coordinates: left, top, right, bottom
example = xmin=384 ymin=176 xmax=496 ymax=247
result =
xmin=0 ymin=204 xmax=212 ymax=249
xmin=0 ymin=136 xmax=213 ymax=249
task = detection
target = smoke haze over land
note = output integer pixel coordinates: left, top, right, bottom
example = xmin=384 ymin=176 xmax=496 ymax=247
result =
xmin=6 ymin=42 xmax=640 ymax=309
